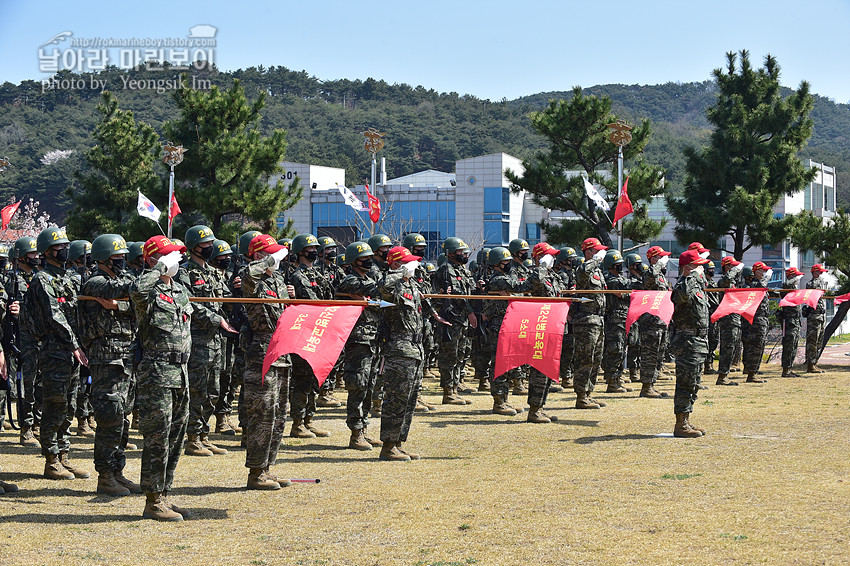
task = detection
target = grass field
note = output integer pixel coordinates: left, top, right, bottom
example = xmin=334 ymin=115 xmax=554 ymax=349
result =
xmin=1 ymin=361 xmax=848 ymax=566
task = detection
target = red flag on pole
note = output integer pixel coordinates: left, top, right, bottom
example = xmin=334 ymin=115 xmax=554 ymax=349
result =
xmin=833 ymin=292 xmax=850 ymax=305
xmin=494 ymin=301 xmax=569 ymax=382
xmin=613 ymin=176 xmax=633 ymax=224
xmin=779 ymin=288 xmax=824 ymax=309
xmin=1 ymin=200 xmax=21 ymax=230
xmin=710 ymin=289 xmax=766 ymax=324
xmin=169 ymin=193 xmax=181 ymax=222
xmin=625 ymin=290 xmax=674 ymax=335
xmin=364 ymin=184 xmax=381 ymax=224
xmin=262 ymin=304 xmax=363 ymax=386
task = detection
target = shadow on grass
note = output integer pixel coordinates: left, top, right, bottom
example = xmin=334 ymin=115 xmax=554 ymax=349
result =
xmin=570 ymin=433 xmax=662 ymax=444
xmin=170 ymin=485 xmax=246 ymax=496
xmin=0 ymin=507 xmax=229 ymax=523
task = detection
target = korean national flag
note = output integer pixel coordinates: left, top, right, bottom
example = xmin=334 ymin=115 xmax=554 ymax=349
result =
xmin=137 ymin=190 xmax=162 ymax=221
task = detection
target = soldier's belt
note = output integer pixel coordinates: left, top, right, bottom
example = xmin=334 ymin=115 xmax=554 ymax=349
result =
xmin=142 ymin=351 xmax=190 ymax=364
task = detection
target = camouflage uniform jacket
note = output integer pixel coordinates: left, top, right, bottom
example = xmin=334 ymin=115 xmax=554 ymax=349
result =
xmin=335 ymin=270 xmax=381 ymax=345
xmin=79 ymin=268 xmax=137 ymax=364
xmin=176 ymin=258 xmax=227 ymax=341
xmin=435 ymin=260 xmax=475 ymax=322
xmin=289 ymin=263 xmax=332 ymax=300
xmin=671 ymin=271 xmax=709 ymax=335
xmin=25 ymin=262 xmax=79 ymax=351
xmin=130 ymin=263 xmax=193 ymax=388
xmin=483 ymin=271 xmax=524 ymax=329
xmin=243 ymin=255 xmax=290 ymax=368
xmin=643 ymin=262 xmax=670 ymax=291
xmin=556 ymin=266 xmax=576 ymax=291
xmin=571 ymin=255 xmax=606 ymax=322
xmin=781 ymin=281 xmax=802 ymax=323
xmin=806 ymin=275 xmax=829 ymax=314
xmin=604 ymin=271 xmax=632 ymax=321
xmin=527 ymin=265 xmax=562 ymax=298
xmin=320 ymin=261 xmax=347 ymax=292
xmin=746 ymin=278 xmax=770 ymax=321
xmin=379 ymin=269 xmax=424 ymax=354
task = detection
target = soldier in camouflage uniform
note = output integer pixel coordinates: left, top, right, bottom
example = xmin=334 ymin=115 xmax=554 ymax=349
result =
xmin=741 ymin=262 xmax=772 ymax=383
xmin=669 ymin=249 xmax=710 ymax=438
xmin=805 ymin=264 xmax=829 ymax=373
xmin=601 ymin=250 xmax=633 ymax=393
xmin=177 ymin=226 xmax=237 ymax=457
xmin=130 ymin=236 xmax=192 ymax=520
xmin=506 ymin=239 xmax=531 ymax=395
xmin=0 ymin=275 xmax=14 ymax=493
xmin=79 ymin=234 xmax=141 ymax=496
xmin=0 ymin=244 xmax=10 ymax=432
xmin=366 ymin=233 xmax=393 ymax=417
xmin=716 ymin=256 xmax=744 ymax=386
xmin=625 ymin=253 xmax=644 ymax=383
xmin=208 ymin=240 xmax=241 ymax=435
xmin=469 ymin=247 xmax=491 ymax=393
xmin=704 ymin=260 xmax=720 ymax=375
xmin=403 ymin=233 xmax=438 ymax=411
xmin=378 ymin=246 xmax=428 ymax=461
xmin=638 ymin=246 xmax=672 ymax=398
xmin=571 ymin=238 xmax=609 ymax=410
xmin=25 ymin=227 xmax=91 ymax=481
xmin=69 ymin=240 xmax=96 ymax=438
xmin=241 ymin=234 xmax=293 ymax=490
xmin=780 ymin=267 xmax=804 ymax=377
xmin=316 ymin=236 xmax=345 ymax=408
xmin=554 ymin=247 xmax=578 ymax=387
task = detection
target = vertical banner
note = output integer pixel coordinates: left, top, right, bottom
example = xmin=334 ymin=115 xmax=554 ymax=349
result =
xmin=625 ymin=290 xmax=674 ymax=335
xmin=494 ymin=301 xmax=569 ymax=382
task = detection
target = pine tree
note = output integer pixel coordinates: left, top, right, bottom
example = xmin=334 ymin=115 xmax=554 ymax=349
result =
xmin=506 ymin=87 xmax=666 ymax=247
xmin=667 ymin=50 xmax=816 ymax=259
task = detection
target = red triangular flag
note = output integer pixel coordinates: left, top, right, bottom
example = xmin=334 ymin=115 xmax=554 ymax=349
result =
xmin=169 ymin=193 xmax=181 ymax=221
xmin=364 ymin=184 xmax=381 ymax=224
xmin=779 ymin=289 xmax=824 ymax=309
xmin=613 ymin=176 xmax=633 ymax=224
xmin=834 ymin=292 xmax=850 ymax=305
xmin=1 ymin=200 xmax=21 ymax=230
xmin=625 ymin=290 xmax=674 ymax=335
xmin=710 ymin=289 xmax=766 ymax=324
xmin=494 ymin=301 xmax=569 ymax=382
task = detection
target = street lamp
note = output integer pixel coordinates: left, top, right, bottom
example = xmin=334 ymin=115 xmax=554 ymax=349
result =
xmin=162 ymin=142 xmax=186 ymax=238
xmin=607 ymin=120 xmax=633 ymax=252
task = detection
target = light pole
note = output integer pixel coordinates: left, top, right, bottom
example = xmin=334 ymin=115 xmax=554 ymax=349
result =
xmin=362 ymin=128 xmax=385 ymax=233
xmin=162 ymin=142 xmax=186 ymax=238
xmin=607 ymin=120 xmax=633 ymax=253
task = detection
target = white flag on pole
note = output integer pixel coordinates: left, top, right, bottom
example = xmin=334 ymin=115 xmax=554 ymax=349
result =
xmin=336 ymin=183 xmax=368 ymax=212
xmin=583 ymin=177 xmax=610 ymax=211
xmin=137 ymin=190 xmax=162 ymax=221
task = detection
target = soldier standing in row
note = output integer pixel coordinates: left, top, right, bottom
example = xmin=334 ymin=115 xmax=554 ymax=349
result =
xmin=780 ymin=267 xmax=804 ymax=377
xmin=601 ymin=250 xmax=633 ymax=393
xmin=316 ymin=236 xmax=344 ymax=408
xmin=624 ymin=253 xmax=644 ymax=383
xmin=638 ymin=246 xmax=671 ymax=398
xmin=742 ymin=262 xmax=772 ymax=383
xmin=805 ymin=264 xmax=829 ymax=374
xmin=715 ymin=257 xmax=743 ymax=386
xmin=555 ymin=247 xmax=578 ymax=388
xmin=571 ymin=238 xmax=608 ymax=410
xmin=69 ymin=240 xmax=96 ymax=438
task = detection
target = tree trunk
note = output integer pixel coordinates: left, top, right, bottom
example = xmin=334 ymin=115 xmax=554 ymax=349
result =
xmin=733 ymin=226 xmax=746 ymax=261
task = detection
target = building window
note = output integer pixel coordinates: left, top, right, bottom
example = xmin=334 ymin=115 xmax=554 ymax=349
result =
xmin=484 ymin=187 xmax=509 ymax=214
xmin=525 ymin=223 xmax=541 ymax=245
xmin=801 ymin=250 xmax=815 ymax=269
xmin=484 ymin=220 xmax=509 ymax=246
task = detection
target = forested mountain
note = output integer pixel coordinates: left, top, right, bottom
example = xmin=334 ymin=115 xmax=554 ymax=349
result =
xmin=0 ymin=65 xmax=847 ymax=223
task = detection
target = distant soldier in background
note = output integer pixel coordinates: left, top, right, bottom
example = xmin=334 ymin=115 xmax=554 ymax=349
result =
xmin=624 ymin=253 xmax=644 ymax=383
xmin=715 ymin=257 xmax=743 ymax=386
xmin=69 ymin=239 xmax=96 ymax=438
xmin=601 ymin=250 xmax=633 ymax=393
xmin=316 ymin=235 xmax=344 ymax=408
xmin=704 ymin=260 xmax=720 ymax=375
xmin=805 ymin=264 xmax=829 ymax=374
xmin=741 ymin=262 xmax=772 ymax=383
xmin=555 ymin=247 xmax=578 ymax=388
xmin=209 ymin=240 xmax=241 ymax=436
xmin=638 ymin=246 xmax=672 ymax=398
xmin=366 ymin=233 xmax=393 ymax=418
xmin=780 ymin=267 xmax=804 ymax=377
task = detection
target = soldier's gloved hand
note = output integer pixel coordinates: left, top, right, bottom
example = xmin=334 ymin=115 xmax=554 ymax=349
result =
xmin=658 ymin=256 xmax=670 ymax=269
xmin=8 ymin=300 xmax=19 ymax=317
xmin=593 ymin=249 xmax=606 ymax=261
xmin=159 ymin=251 xmax=182 ymax=277
xmin=540 ymin=255 xmax=555 ymax=268
xmin=270 ymin=248 xmax=288 ymax=270
xmin=402 ymin=260 xmax=420 ymax=277
xmin=468 ymin=312 xmax=478 ymax=329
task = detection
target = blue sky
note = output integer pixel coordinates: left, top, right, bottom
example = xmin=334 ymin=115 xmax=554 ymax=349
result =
xmin=2 ymin=0 xmax=849 ymax=103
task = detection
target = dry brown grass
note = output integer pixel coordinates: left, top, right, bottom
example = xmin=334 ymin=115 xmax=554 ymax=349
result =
xmin=1 ymin=363 xmax=848 ymax=566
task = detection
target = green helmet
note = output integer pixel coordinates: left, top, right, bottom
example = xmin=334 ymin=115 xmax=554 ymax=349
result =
xmin=509 ymin=238 xmax=530 ymax=254
xmin=317 ymin=236 xmax=338 ymax=251
xmin=476 ymin=247 xmax=491 ymax=265
xmin=37 ymin=226 xmax=70 ymax=253
xmin=443 ymin=237 xmax=469 ymax=254
xmin=239 ymin=231 xmax=262 ymax=257
xmin=706 ymin=260 xmax=716 ymax=272
xmin=488 ymin=246 xmax=511 ymax=266
xmin=210 ymin=239 xmax=232 ymax=260
xmin=469 ymin=260 xmax=478 ymax=273
xmin=603 ymin=249 xmax=624 ymax=271
xmin=639 ymin=263 xmax=648 ymax=273
xmin=424 ymin=261 xmax=436 ymax=273
xmin=625 ymin=253 xmax=643 ymax=268
xmin=742 ymin=266 xmax=753 ymax=279
xmin=0 ymin=244 xmax=9 ymax=258
xmin=367 ymin=234 xmax=392 ymax=252
xmin=557 ymin=247 xmax=578 ymax=262
xmin=68 ymin=240 xmax=92 ymax=262
xmin=292 ymin=233 xmax=319 ymax=255
xmin=277 ymin=238 xmax=292 ymax=248
xmin=402 ymin=233 xmax=426 ymax=251
xmin=437 ymin=253 xmax=446 ymax=267
xmin=127 ymin=241 xmax=145 ymax=262
xmin=336 ymin=253 xmax=346 ymax=267
xmin=185 ymin=225 xmax=215 ymax=250
xmin=344 ymin=241 xmax=373 ymax=264
xmin=522 ymin=258 xmax=533 ymax=268
xmin=91 ymin=234 xmax=128 ymax=261
xmin=13 ymin=237 xmax=37 ymax=260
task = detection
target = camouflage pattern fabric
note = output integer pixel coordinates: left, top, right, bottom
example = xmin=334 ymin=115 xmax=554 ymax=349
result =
xmin=435 ymin=259 xmax=475 ymax=390
xmin=670 ymin=270 xmax=709 ymax=414
xmin=805 ymin=276 xmax=829 ymax=365
xmin=571 ymin=254 xmax=606 ymax=395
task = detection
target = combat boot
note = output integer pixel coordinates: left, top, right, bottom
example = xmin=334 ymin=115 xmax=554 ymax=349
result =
xmin=639 ymin=383 xmax=669 ymax=398
xmin=215 ymin=414 xmax=236 ymax=435
xmin=456 ymin=386 xmax=472 ymax=405
xmin=32 ymin=424 xmax=40 ymax=439
xmin=143 ymin=492 xmax=183 ymax=521
xmin=247 ymin=468 xmax=280 ymax=490
xmin=200 ymin=434 xmax=228 ymax=455
xmin=414 ymin=395 xmax=432 ymax=412
xmin=512 ymin=378 xmax=528 ymax=395
xmin=19 ymin=425 xmax=39 ymax=446
xmin=370 ymin=397 xmax=382 ymax=417
xmin=289 ymin=418 xmax=316 ymax=439
xmin=88 ymin=415 xmax=97 ymax=430
xmin=417 ymin=392 xmax=436 ymax=411
xmin=715 ymin=373 xmax=738 ymax=386
xmin=184 ymin=434 xmax=214 ymax=456
xmin=575 ymin=391 xmax=601 ymax=410
xmin=163 ymin=492 xmax=193 ymax=517
xmin=396 ymin=443 xmax=420 ymax=460
xmin=703 ymin=359 xmax=717 ymax=375
xmin=745 ymin=372 xmax=766 ymax=383
xmin=629 ymin=367 xmax=640 ymax=383
xmin=43 ymin=453 xmax=75 ymax=480
xmin=263 ymin=468 xmax=291 ymax=488
xmin=457 ymin=379 xmax=473 ymax=393
xmin=378 ymin=442 xmax=411 ymax=462
xmin=76 ymin=416 xmax=95 ymax=437
xmin=781 ymin=367 xmax=800 ymax=377
xmin=97 ymin=470 xmax=131 ymax=496
xmin=0 ymin=480 xmax=19 ymax=493
xmin=562 ymin=376 xmax=573 ymax=388
xmin=478 ymin=375 xmax=491 ymax=392
xmin=673 ymin=413 xmax=703 ymax=438
xmin=586 ymin=394 xmax=606 ymax=407
xmin=686 ymin=415 xmax=706 ymax=436
xmin=1 ymin=419 xmax=9 ymax=431
xmin=363 ymin=427 xmax=383 ymax=447
xmin=125 ymin=441 xmax=138 ymax=450
xmin=806 ymin=363 xmax=825 ymax=374
xmin=606 ymin=380 xmax=633 ymax=393
xmin=316 ymin=390 xmax=342 ymax=407
xmin=549 ymin=382 xmax=564 ymax=393
xmin=349 ymin=429 xmax=373 ymax=451
xmin=304 ymin=417 xmax=330 ymax=437
xmin=59 ymin=452 xmax=90 ymax=479
xmin=114 ymin=470 xmax=142 ymax=493
xmin=492 ymin=394 xmax=518 ymax=416
xmin=442 ymin=387 xmax=467 ymax=406
xmin=526 ymin=405 xmax=552 ymax=424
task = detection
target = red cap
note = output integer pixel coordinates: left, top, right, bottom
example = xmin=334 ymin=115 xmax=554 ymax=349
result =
xmin=752 ymin=261 xmax=769 ymax=272
xmin=688 ymin=241 xmax=709 ymax=254
xmin=811 ymin=263 xmax=827 ymax=273
xmin=581 ymin=237 xmax=608 ymax=252
xmin=386 ymin=246 xmax=421 ymax=264
xmin=679 ymin=249 xmax=710 ymax=268
xmin=785 ymin=267 xmax=803 ymax=277
xmin=720 ymin=256 xmax=741 ymax=268
xmin=532 ymin=242 xmax=558 ymax=259
xmin=646 ymin=245 xmax=671 ymax=259
xmin=248 ymin=234 xmax=283 ymax=257
xmin=143 ymin=236 xmax=186 ymax=260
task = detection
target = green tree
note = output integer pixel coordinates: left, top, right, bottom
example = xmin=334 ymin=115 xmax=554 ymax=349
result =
xmin=163 ymin=78 xmax=300 ymax=238
xmin=506 ymin=87 xmax=666 ymax=247
xmin=666 ymin=50 xmax=816 ymax=259
xmin=69 ymin=91 xmax=165 ymax=240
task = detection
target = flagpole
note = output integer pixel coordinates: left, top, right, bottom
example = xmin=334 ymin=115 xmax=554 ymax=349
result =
xmin=162 ymin=142 xmax=186 ymax=240
xmin=167 ymin=164 xmax=174 ymax=238
xmin=607 ymin=121 xmax=633 ymax=254
xmin=617 ymin=145 xmax=624 ymax=253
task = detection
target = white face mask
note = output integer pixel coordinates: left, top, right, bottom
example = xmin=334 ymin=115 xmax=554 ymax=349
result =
xmin=699 ymin=251 xmax=710 ymax=259
xmin=763 ymin=268 xmax=774 ymax=282
xmin=657 ymin=256 xmax=669 ymax=269
xmin=786 ymin=275 xmax=802 ymax=286
xmin=540 ymin=255 xmax=555 ymax=268
xmin=691 ymin=265 xmax=704 ymax=277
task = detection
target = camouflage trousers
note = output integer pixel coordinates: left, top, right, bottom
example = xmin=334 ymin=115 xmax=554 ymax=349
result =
xmin=290 ymin=355 xmax=318 ymax=421
xmin=38 ymin=350 xmax=80 ymax=457
xmin=243 ymin=361 xmax=289 ymax=470
xmin=806 ymin=313 xmax=826 ymax=365
xmin=782 ymin=318 xmax=802 ymax=368
xmin=471 ymin=332 xmax=490 ymax=379
xmin=602 ymin=315 xmax=627 ymax=383
xmin=344 ymin=342 xmax=377 ymax=431
xmin=561 ymin=326 xmax=574 ymax=382
xmin=707 ymin=320 xmax=720 ymax=363
xmin=527 ymin=367 xmax=551 ymax=407
xmin=75 ymin=364 xmax=93 ymax=420
xmin=571 ymin=320 xmax=603 ymax=395
xmin=438 ymin=323 xmax=471 ymax=389
xmin=669 ymin=332 xmax=707 ymax=414
xmin=19 ymin=327 xmax=42 ymax=428
xmin=717 ymin=314 xmax=742 ymax=374
xmin=626 ymin=322 xmax=640 ymax=371
xmin=322 ymin=354 xmax=343 ymax=393
xmin=187 ymin=341 xmax=221 ymax=436
xmin=137 ymin=365 xmax=189 ymax=494
xmin=91 ymin=360 xmax=135 ymax=473
xmin=485 ymin=325 xmax=508 ymax=396
xmin=215 ymin=336 xmax=239 ymax=417
xmin=639 ymin=317 xmax=667 ymax=384
xmin=380 ymin=340 xmax=423 ymax=444
xmin=742 ymin=317 xmax=768 ymax=373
